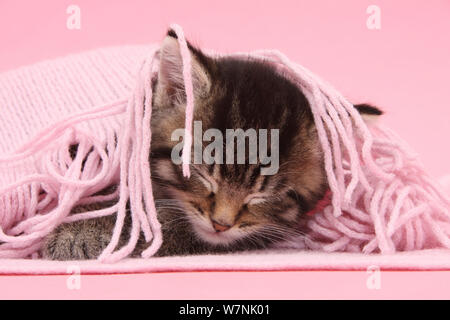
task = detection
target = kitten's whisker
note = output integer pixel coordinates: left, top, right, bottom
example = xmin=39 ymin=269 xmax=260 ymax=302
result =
xmin=261 ymin=224 xmax=312 ymax=241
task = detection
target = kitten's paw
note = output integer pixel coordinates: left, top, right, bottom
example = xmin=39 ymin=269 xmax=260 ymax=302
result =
xmin=42 ymin=220 xmax=112 ymax=261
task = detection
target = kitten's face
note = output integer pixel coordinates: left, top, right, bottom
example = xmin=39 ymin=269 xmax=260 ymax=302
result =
xmin=150 ymin=33 xmax=379 ymax=249
xmin=152 ymin=158 xmax=323 ymax=246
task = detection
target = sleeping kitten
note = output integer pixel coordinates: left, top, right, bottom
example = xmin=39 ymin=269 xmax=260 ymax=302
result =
xmin=43 ymin=30 xmax=381 ymax=260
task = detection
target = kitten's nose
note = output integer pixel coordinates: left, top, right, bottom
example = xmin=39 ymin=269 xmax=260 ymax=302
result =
xmin=211 ymin=219 xmax=231 ymax=232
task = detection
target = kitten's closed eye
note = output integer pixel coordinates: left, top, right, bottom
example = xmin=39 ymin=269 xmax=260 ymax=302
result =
xmin=194 ymin=170 xmax=218 ymax=194
xmin=245 ymin=193 xmax=270 ymax=206
xmin=189 ymin=202 xmax=205 ymax=215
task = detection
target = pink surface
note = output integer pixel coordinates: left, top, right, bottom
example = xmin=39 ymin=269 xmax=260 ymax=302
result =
xmin=1 ymin=0 xmax=450 ymax=299
xmin=1 ymin=270 xmax=450 ymax=299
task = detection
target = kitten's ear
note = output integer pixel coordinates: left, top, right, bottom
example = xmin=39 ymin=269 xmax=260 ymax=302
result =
xmin=155 ymin=30 xmax=211 ymax=107
xmin=354 ymin=103 xmax=383 ymax=123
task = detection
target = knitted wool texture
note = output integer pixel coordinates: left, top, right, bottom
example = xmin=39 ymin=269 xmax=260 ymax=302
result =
xmin=0 ymin=25 xmax=449 ymax=262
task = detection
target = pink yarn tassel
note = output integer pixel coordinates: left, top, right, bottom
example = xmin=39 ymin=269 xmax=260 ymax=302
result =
xmin=169 ymin=24 xmax=196 ymax=178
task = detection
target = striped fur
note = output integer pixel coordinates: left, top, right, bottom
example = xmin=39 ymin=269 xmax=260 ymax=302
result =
xmin=43 ymin=31 xmax=380 ymax=260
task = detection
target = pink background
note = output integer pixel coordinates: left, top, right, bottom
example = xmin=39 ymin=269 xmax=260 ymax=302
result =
xmin=0 ymin=271 xmax=449 ymax=299
xmin=1 ymin=0 xmax=449 ymax=299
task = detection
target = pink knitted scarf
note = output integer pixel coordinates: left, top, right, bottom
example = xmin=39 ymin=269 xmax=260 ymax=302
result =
xmin=0 ymin=24 xmax=449 ymax=262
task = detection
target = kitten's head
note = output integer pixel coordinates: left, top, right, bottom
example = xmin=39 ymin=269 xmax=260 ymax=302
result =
xmin=150 ymin=31 xmax=381 ymax=248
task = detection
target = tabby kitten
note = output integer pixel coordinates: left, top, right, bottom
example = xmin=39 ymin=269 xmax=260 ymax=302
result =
xmin=43 ymin=30 xmax=381 ymax=260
